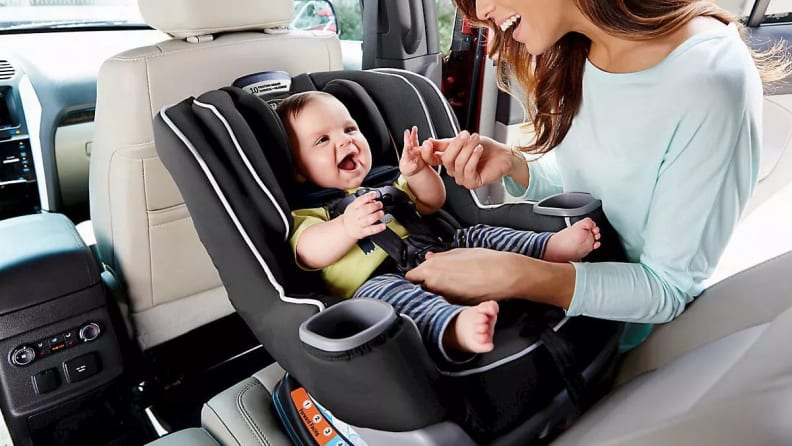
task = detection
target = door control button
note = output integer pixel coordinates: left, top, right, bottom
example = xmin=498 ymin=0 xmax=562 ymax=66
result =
xmin=63 ymin=352 xmax=101 ymax=383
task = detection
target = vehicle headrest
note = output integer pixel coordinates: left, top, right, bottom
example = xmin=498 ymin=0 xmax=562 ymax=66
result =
xmin=138 ymin=0 xmax=294 ymax=39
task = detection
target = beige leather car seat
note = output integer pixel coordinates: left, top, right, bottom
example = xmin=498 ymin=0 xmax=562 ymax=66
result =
xmin=90 ymin=0 xmax=342 ymax=349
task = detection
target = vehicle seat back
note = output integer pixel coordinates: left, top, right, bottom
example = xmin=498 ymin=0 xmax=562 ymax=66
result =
xmin=90 ymin=0 xmax=343 ymax=349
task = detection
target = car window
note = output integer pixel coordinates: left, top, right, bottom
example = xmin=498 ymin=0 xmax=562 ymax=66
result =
xmin=0 ymin=0 xmax=145 ymax=33
xmin=294 ymin=0 xmax=456 ymax=55
xmin=764 ymin=0 xmax=792 ymax=20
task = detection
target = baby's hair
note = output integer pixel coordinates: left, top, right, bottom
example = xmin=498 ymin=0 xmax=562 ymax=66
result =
xmin=276 ymin=90 xmax=337 ymax=129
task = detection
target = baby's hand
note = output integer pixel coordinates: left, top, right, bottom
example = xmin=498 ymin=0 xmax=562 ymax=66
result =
xmin=399 ymin=126 xmax=426 ymax=177
xmin=341 ymin=191 xmax=387 ymax=240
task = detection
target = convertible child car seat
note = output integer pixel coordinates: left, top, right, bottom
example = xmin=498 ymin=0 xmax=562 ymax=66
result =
xmin=152 ymin=68 xmax=626 ymax=444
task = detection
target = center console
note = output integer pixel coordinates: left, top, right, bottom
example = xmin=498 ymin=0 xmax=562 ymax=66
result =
xmin=0 ymin=213 xmax=126 ymax=445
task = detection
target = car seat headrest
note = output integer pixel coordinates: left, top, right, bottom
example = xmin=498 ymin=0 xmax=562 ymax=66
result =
xmin=139 ymin=0 xmax=294 ymax=39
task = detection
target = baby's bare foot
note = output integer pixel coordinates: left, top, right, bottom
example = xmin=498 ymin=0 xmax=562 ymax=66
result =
xmin=444 ymin=301 xmax=499 ymax=353
xmin=543 ymin=217 xmax=601 ymax=262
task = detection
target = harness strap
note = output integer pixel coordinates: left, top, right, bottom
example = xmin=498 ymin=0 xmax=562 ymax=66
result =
xmin=328 ymin=185 xmax=450 ymax=272
xmin=539 ymin=326 xmax=588 ymax=411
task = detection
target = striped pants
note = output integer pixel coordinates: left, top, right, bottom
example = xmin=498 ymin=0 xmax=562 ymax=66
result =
xmin=352 ymin=224 xmax=552 ymax=363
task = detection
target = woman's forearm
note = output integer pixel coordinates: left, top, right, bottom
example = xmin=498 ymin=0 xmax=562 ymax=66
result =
xmin=499 ymin=253 xmax=575 ymax=308
xmin=406 ymin=248 xmax=575 ymax=309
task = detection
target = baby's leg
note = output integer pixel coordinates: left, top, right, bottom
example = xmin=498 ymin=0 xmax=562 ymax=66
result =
xmin=443 ymin=301 xmax=499 ymax=353
xmin=454 ymin=224 xmax=552 ymax=259
xmin=354 ymin=273 xmax=493 ymax=360
xmin=543 ymin=217 xmax=601 ymax=262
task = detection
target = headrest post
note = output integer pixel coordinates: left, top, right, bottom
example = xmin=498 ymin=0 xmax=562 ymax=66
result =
xmin=264 ymin=26 xmax=290 ymax=35
xmin=186 ymin=34 xmax=215 ymax=44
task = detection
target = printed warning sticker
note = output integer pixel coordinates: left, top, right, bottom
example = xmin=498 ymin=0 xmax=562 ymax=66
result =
xmin=290 ymin=387 xmax=350 ymax=446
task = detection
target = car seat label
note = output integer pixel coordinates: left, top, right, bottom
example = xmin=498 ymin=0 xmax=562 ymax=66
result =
xmin=290 ymin=387 xmax=349 ymax=446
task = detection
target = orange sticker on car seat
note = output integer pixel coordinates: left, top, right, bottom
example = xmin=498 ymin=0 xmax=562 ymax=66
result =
xmin=290 ymin=387 xmax=345 ymax=445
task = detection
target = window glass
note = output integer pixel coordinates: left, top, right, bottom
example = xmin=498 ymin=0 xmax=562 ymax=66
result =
xmin=0 ymin=0 xmax=145 ymax=33
xmin=766 ymin=0 xmax=792 ymax=15
xmin=436 ymin=0 xmax=456 ymax=55
xmin=332 ymin=0 xmax=362 ymax=41
xmin=292 ymin=0 xmax=339 ymax=33
xmin=301 ymin=0 xmax=456 ymax=55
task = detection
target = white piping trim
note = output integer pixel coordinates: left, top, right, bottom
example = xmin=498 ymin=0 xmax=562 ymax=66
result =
xmin=160 ymin=104 xmax=324 ymax=312
xmin=373 ymin=68 xmax=518 ymax=212
xmin=564 ymin=217 xmax=573 ymax=228
xmin=375 ymin=68 xmax=461 ymax=135
xmin=439 ymin=316 xmax=570 ymax=377
xmin=193 ymin=99 xmax=291 ymax=241
xmin=369 ymin=69 xmax=438 ymax=139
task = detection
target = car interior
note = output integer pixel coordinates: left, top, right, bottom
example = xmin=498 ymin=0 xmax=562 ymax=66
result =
xmin=0 ymin=0 xmax=790 ymax=445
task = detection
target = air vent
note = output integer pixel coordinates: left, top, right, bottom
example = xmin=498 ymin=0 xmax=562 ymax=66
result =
xmin=0 ymin=60 xmax=15 ymax=81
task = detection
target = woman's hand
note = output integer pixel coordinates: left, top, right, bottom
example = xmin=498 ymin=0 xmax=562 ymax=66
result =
xmin=405 ymin=248 xmax=519 ymax=304
xmin=422 ymin=131 xmax=520 ymax=189
xmin=405 ymin=248 xmax=576 ymax=308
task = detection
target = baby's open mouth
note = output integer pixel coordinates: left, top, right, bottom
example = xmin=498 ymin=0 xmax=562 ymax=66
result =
xmin=338 ymin=153 xmax=356 ymax=170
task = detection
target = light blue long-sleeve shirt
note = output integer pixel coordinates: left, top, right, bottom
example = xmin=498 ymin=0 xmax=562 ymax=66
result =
xmin=504 ymin=24 xmax=762 ymax=326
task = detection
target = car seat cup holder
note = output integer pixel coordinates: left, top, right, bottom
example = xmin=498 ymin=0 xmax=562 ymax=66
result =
xmin=297 ymin=298 xmax=446 ymax=431
xmin=534 ymin=192 xmax=626 ymax=262
xmin=299 ymin=298 xmax=397 ymax=352
xmin=533 ymin=192 xmax=602 ymax=218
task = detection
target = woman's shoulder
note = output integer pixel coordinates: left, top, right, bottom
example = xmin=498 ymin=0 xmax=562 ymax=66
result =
xmin=666 ymin=23 xmax=760 ymax=91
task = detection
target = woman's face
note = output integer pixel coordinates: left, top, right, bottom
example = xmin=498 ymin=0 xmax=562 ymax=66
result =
xmin=475 ymin=0 xmax=578 ymax=55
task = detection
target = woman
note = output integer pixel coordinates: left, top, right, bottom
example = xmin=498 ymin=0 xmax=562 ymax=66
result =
xmin=405 ymin=0 xmax=786 ymax=348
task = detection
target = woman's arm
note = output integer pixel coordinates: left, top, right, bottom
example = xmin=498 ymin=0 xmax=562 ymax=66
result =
xmin=567 ymin=84 xmax=760 ymax=322
xmin=405 ymin=248 xmax=576 ymax=307
xmin=409 ymin=63 xmax=761 ymax=323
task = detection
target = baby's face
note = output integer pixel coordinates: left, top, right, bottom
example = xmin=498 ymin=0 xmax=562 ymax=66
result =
xmin=289 ymin=95 xmax=372 ymax=190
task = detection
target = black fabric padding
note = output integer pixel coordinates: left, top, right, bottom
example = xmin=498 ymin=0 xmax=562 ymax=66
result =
xmin=192 ymin=90 xmax=290 ymax=236
xmin=289 ymin=73 xmax=317 ymax=95
xmin=299 ymin=316 xmax=446 ymax=430
xmin=221 ymin=86 xmax=299 ymax=202
xmin=309 ymin=71 xmax=437 ymax=146
xmin=375 ymin=69 xmax=460 ymax=138
xmin=154 ymin=100 xmax=333 ymax=379
xmin=321 ymin=79 xmax=397 ymax=166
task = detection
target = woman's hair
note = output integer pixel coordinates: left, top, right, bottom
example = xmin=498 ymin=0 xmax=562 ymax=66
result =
xmin=453 ymin=0 xmax=790 ymax=154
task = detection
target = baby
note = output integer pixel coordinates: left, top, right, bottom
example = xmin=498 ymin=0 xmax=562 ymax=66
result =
xmin=277 ymin=91 xmax=600 ymax=362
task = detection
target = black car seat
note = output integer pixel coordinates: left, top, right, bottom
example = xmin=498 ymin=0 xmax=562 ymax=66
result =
xmin=151 ymin=69 xmax=626 ymax=445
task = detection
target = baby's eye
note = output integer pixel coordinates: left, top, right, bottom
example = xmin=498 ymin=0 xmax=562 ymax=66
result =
xmin=345 ymin=126 xmax=358 ymax=133
xmin=314 ymin=135 xmax=329 ymax=145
